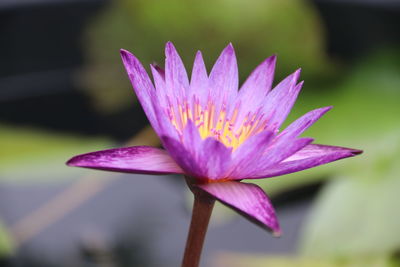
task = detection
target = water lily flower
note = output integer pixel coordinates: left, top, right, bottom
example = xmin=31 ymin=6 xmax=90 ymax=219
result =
xmin=67 ymin=42 xmax=361 ymax=236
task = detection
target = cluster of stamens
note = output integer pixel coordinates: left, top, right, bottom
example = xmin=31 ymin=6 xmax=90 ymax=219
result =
xmin=166 ymin=96 xmax=268 ymax=149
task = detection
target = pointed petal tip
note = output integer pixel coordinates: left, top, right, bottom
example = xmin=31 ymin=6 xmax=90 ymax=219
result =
xmin=65 ymin=155 xmax=91 ymax=169
xmin=224 ymin=42 xmax=235 ymax=53
xmin=165 ymin=41 xmax=176 ymax=54
xmin=65 ymin=157 xmax=77 ymax=167
xmin=150 ymin=63 xmax=165 ymax=81
xmin=281 ymin=68 xmax=301 ymax=85
xmin=218 ymin=43 xmax=235 ymax=58
xmin=351 ymin=148 xmax=363 ymax=155
xmin=165 ymin=42 xmax=178 ymax=58
xmin=150 ymin=63 xmax=162 ymax=72
xmin=268 ymin=54 xmax=277 ymax=63
xmin=120 ymin=48 xmax=133 ymax=58
xmin=258 ymin=54 xmax=277 ymax=67
xmin=304 ymin=137 xmax=315 ymax=144
xmin=194 ymin=50 xmax=204 ymax=62
xmin=66 ymin=154 xmax=88 ymax=167
xmin=119 ymin=49 xmax=140 ymax=69
xmin=120 ymin=49 xmax=128 ymax=60
xmin=315 ymin=105 xmax=333 ymax=117
xmin=119 ymin=48 xmax=128 ymax=53
xmin=292 ymin=68 xmax=302 ymax=81
xmin=326 ymin=145 xmax=363 ymax=157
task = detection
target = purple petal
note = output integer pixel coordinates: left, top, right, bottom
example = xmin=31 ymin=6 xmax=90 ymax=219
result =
xmin=148 ymin=66 xmax=181 ymax=140
xmin=151 ymin=64 xmax=165 ymax=80
xmin=249 ymin=144 xmax=362 ymax=179
xmin=209 ymin=44 xmax=238 ymax=97
xmin=189 ymin=51 xmax=209 ymax=106
xmin=120 ymin=49 xmax=159 ymax=132
xmin=150 ymin=64 xmax=168 ymax=107
xmin=228 ymin=130 xmax=275 ymax=178
xmin=150 ymin=64 xmax=182 ymax=140
xmin=200 ymin=138 xmax=232 ymax=180
xmin=259 ymin=137 xmax=314 ymax=170
xmin=237 ymin=55 xmax=276 ymax=109
xmin=150 ymin=64 xmax=166 ymax=90
xmin=138 ymin=83 xmax=180 ymax=141
xmin=190 ymin=51 xmax=208 ymax=87
xmin=280 ymin=106 xmax=332 ymax=138
xmin=165 ymin=42 xmax=189 ymax=101
xmin=182 ymin=120 xmax=204 ymax=156
xmin=262 ymin=69 xmax=302 ymax=132
xmin=66 ymin=146 xmax=184 ymax=175
xmin=209 ymin=43 xmax=239 ymax=122
xmin=234 ymin=137 xmax=314 ymax=179
xmin=182 ymin=122 xmax=232 ymax=180
xmin=161 ymin=136 xmax=205 ymax=179
xmin=197 ymin=181 xmax=281 ymax=235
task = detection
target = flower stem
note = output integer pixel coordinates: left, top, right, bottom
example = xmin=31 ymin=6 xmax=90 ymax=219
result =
xmin=182 ymin=185 xmax=215 ymax=267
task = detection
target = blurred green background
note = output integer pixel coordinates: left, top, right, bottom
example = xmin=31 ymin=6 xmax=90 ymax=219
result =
xmin=1 ymin=0 xmax=399 ymax=266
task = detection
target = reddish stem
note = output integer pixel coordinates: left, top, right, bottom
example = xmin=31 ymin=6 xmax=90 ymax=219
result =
xmin=181 ymin=185 xmax=215 ymax=267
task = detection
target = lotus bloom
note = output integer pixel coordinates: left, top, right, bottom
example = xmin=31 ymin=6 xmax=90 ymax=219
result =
xmin=67 ymin=42 xmax=361 ymax=235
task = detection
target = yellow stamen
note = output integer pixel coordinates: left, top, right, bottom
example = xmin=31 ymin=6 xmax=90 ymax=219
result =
xmin=168 ymin=100 xmax=266 ymax=150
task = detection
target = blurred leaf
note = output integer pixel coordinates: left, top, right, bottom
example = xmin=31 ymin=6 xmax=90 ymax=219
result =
xmin=213 ymin=252 xmax=394 ymax=267
xmin=255 ymin=49 xmax=400 ymax=196
xmin=293 ymin=48 xmax=400 ymax=145
xmin=0 ymin=220 xmax=14 ymax=257
xmin=82 ymin=0 xmax=331 ymax=112
xmin=299 ymin=132 xmax=400 ymax=257
xmin=0 ymin=123 xmax=111 ymax=183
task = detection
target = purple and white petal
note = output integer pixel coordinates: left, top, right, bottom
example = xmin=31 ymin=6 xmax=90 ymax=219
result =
xmin=209 ymin=43 xmax=238 ymax=100
xmin=150 ymin=91 xmax=181 ymax=141
xmin=161 ymin=136 xmax=206 ymax=179
xmin=237 ymin=55 xmax=276 ymax=111
xmin=165 ymin=42 xmax=189 ymax=101
xmin=189 ymin=51 xmax=209 ymax=107
xmin=228 ymin=130 xmax=275 ymax=178
xmin=182 ymin=122 xmax=232 ymax=180
xmin=200 ymin=138 xmax=233 ymax=180
xmin=67 ymin=146 xmax=183 ymax=175
xmin=150 ymin=64 xmax=166 ymax=91
xmin=197 ymin=181 xmax=281 ymax=235
xmin=280 ymin=106 xmax=332 ymax=138
xmin=120 ymin=49 xmax=159 ymax=132
xmin=209 ymin=43 xmax=239 ymax=121
xmin=261 ymin=69 xmax=302 ymax=132
xmin=182 ymin=120 xmax=204 ymax=157
xmin=150 ymin=64 xmax=182 ymax=141
xmin=150 ymin=64 xmax=169 ymax=107
xmin=235 ymin=137 xmax=314 ymax=179
xmin=249 ymin=144 xmax=362 ymax=179
xmin=151 ymin=64 xmax=165 ymax=80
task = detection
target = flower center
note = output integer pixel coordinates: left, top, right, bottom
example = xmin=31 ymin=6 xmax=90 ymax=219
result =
xmin=167 ymin=98 xmax=267 ymax=150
